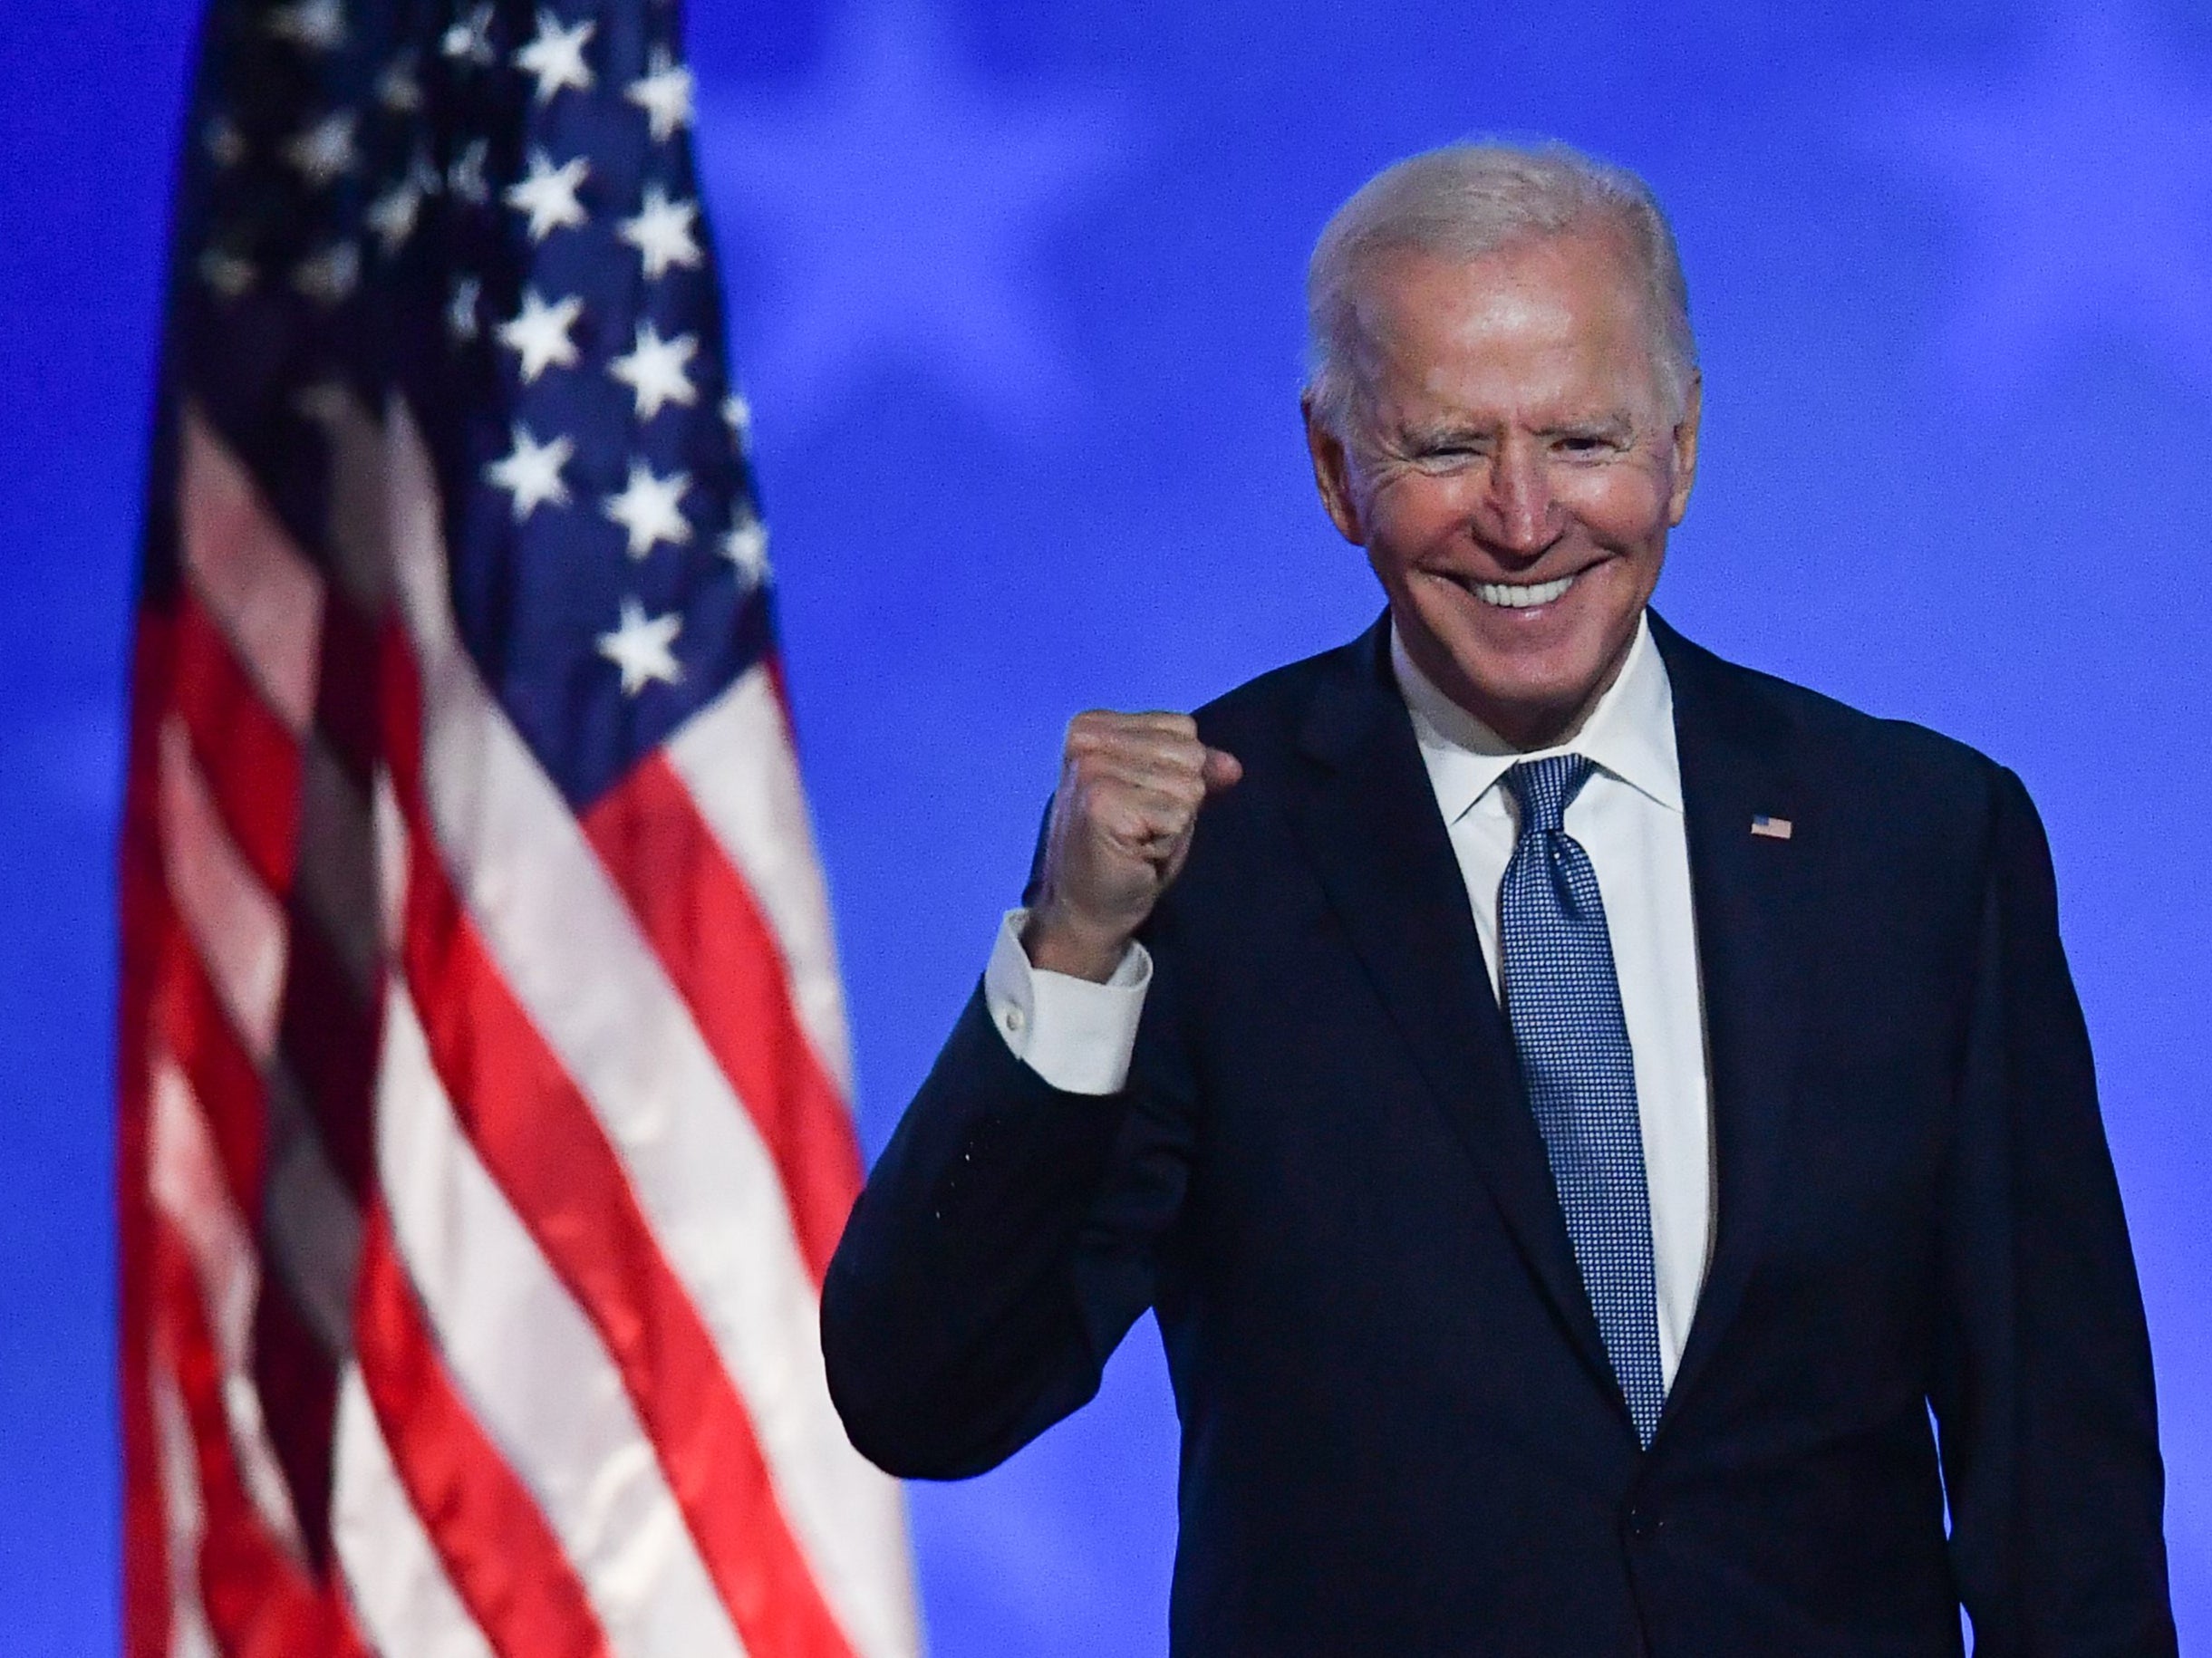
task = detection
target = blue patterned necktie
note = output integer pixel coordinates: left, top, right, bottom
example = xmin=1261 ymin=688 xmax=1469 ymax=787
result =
xmin=1500 ymin=755 xmax=1666 ymax=1447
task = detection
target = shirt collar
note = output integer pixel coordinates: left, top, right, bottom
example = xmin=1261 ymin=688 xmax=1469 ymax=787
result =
xmin=1389 ymin=609 xmax=1683 ymax=823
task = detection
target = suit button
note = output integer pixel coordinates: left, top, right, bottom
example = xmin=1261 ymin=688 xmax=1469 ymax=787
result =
xmin=1626 ymin=1507 xmax=1660 ymax=1541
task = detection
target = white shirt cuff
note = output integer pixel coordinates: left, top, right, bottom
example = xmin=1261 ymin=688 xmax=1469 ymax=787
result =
xmin=982 ymin=909 xmax=1151 ymax=1095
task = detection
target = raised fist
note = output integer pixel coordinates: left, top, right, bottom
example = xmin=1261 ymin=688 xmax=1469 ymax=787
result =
xmin=1021 ymin=711 xmax=1242 ymax=982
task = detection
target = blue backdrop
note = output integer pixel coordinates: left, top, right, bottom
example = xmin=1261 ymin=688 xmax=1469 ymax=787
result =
xmin=2 ymin=0 xmax=2207 ymax=1650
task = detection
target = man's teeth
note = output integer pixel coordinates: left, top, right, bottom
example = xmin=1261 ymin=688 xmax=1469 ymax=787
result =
xmin=1473 ymin=573 xmax=1577 ymax=609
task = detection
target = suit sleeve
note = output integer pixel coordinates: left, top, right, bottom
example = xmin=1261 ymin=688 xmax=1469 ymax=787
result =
xmin=819 ymin=930 xmax=1197 ymax=1481
xmin=1931 ymin=766 xmax=2177 ymax=1655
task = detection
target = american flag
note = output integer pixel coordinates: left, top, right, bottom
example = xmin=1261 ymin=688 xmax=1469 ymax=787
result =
xmin=114 ymin=2 xmax=920 ymax=1653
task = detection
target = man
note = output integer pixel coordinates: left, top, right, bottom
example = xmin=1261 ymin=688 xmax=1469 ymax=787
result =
xmin=821 ymin=142 xmax=2176 ymax=1654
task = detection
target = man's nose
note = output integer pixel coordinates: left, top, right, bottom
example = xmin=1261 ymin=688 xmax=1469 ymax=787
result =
xmin=1481 ymin=441 xmax=1559 ymax=559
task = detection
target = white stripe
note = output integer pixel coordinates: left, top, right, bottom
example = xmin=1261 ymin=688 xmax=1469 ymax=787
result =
xmin=151 ymin=1354 xmax=220 ymax=1658
xmin=385 ymin=399 xmax=919 ymax=1658
xmin=148 ymin=1055 xmax=308 ymax=1559
xmin=374 ymin=980 xmax=749 ymax=1658
xmin=331 ymin=1365 xmax=499 ymax=1658
xmin=179 ymin=407 xmax=326 ymax=736
xmin=159 ymin=716 xmax=286 ymax=1065
xmin=664 ymin=670 xmax=855 ymax=1097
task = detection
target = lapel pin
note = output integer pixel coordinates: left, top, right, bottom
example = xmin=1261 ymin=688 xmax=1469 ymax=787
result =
xmin=1750 ymin=815 xmax=1793 ymax=841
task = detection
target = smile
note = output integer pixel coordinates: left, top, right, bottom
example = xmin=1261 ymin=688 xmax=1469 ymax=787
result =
xmin=1473 ymin=571 xmax=1578 ymax=609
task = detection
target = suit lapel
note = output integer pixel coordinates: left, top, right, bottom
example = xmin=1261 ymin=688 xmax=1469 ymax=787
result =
xmin=1289 ymin=621 xmax=1615 ymax=1393
xmin=1649 ymin=614 xmax=1816 ymax=1436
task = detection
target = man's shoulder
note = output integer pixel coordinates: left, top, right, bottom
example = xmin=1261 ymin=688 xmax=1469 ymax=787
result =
xmin=1651 ymin=614 xmax=2020 ymax=832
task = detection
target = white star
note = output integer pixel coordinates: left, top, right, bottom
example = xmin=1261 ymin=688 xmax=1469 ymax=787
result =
xmin=367 ymin=177 xmax=422 ymax=253
xmin=448 ymin=275 xmax=482 ymax=342
xmin=448 ymin=138 xmax=489 ymax=204
xmin=505 ymin=150 xmax=590 ymax=242
xmin=515 ymin=10 xmax=595 ymax=105
xmin=721 ymin=512 xmax=772 ymax=586
xmin=1867 ymin=5 xmax=2212 ymax=399
xmin=607 ymin=322 xmax=699 ymax=419
xmin=293 ymin=242 xmax=360 ymax=305
xmin=485 ymin=423 xmax=575 ymax=521
xmin=205 ymin=117 xmax=246 ymax=168
xmin=378 ymin=53 xmax=422 ymax=112
xmin=441 ymin=4 xmax=494 ymax=65
xmin=497 ymin=288 xmax=583 ymax=381
xmin=698 ymin=0 xmax=1132 ymax=436
xmin=603 ymin=459 xmax=692 ymax=558
xmin=266 ymin=0 xmax=345 ymax=50
xmin=282 ymin=110 xmax=358 ymax=188
xmin=596 ymin=598 xmax=684 ymax=695
xmin=198 ymin=248 xmax=256 ymax=298
xmin=626 ymin=44 xmax=695 ymax=142
xmin=617 ymin=185 xmax=703 ymax=279
xmin=722 ymin=390 xmax=753 ymax=439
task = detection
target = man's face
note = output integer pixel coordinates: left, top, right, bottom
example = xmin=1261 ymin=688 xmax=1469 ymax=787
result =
xmin=1306 ymin=228 xmax=1699 ymax=747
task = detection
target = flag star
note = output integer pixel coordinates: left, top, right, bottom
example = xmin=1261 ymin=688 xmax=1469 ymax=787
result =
xmin=293 ymin=242 xmax=360 ymax=305
xmin=448 ymin=138 xmax=489 ymax=204
xmin=721 ymin=513 xmax=772 ymax=586
xmin=205 ymin=117 xmax=246 ymax=168
xmin=448 ymin=275 xmax=482 ymax=341
xmin=282 ymin=110 xmax=358 ymax=188
xmin=485 ymin=423 xmax=575 ymax=520
xmin=617 ymin=185 xmax=703 ymax=280
xmin=607 ymin=322 xmax=699 ymax=419
xmin=505 ymin=150 xmax=590 ymax=243
xmin=198 ymin=247 xmax=256 ymax=298
xmin=596 ymin=597 xmax=684 ymax=695
xmin=266 ymin=0 xmax=345 ymax=50
xmin=497 ymin=288 xmax=583 ymax=381
xmin=441 ymin=3 xmax=494 ymax=64
xmin=723 ymin=390 xmax=753 ymax=439
xmin=515 ymin=10 xmax=595 ymax=104
xmin=377 ymin=52 xmax=422 ymax=112
xmin=603 ymin=459 xmax=692 ymax=558
xmin=625 ymin=44 xmax=695 ymax=141
xmin=367 ymin=177 xmax=423 ymax=253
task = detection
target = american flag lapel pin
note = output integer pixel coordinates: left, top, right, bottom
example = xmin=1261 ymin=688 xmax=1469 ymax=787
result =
xmin=1750 ymin=814 xmax=1794 ymax=841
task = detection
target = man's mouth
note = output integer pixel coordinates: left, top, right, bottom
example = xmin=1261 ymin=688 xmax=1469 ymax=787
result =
xmin=1471 ymin=570 xmax=1579 ymax=609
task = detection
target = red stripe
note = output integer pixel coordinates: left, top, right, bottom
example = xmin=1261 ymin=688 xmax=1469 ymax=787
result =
xmin=119 ymin=613 xmax=177 ymax=1658
xmin=171 ymin=593 xmax=304 ymax=898
xmin=353 ymin=1208 xmax=613 ymax=1658
xmin=384 ymin=632 xmax=859 ymax=1658
xmin=151 ymin=925 xmax=266 ymax=1219
xmin=583 ymin=753 xmax=862 ymax=1286
xmin=156 ymin=1227 xmax=364 ymax=1658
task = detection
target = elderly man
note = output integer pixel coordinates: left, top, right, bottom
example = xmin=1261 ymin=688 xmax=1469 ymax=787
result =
xmin=822 ymin=142 xmax=2175 ymax=1654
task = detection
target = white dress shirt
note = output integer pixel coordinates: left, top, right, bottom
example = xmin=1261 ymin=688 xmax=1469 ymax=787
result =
xmin=984 ymin=612 xmax=1715 ymax=1383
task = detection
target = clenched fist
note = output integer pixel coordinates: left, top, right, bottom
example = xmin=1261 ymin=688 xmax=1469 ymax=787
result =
xmin=1021 ymin=711 xmax=1243 ymax=982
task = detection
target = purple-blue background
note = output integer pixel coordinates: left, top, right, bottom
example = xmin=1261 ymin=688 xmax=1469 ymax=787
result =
xmin=4 ymin=0 xmax=2208 ymax=1650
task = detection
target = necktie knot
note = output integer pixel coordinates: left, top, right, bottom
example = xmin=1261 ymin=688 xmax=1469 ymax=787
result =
xmin=1505 ymin=753 xmax=1596 ymax=837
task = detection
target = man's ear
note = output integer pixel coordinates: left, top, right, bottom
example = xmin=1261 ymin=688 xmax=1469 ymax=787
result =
xmin=1302 ymin=395 xmax=1367 ymax=546
xmin=1666 ymin=373 xmax=1702 ymax=528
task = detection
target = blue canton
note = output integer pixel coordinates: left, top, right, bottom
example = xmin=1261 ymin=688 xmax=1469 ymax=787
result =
xmin=1500 ymin=755 xmax=1666 ymax=1448
xmin=176 ymin=0 xmax=768 ymax=811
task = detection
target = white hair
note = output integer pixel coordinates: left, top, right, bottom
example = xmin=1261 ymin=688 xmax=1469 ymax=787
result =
xmin=1303 ymin=140 xmax=1696 ymax=437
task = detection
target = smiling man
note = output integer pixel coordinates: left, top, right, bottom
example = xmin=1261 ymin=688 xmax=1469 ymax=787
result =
xmin=822 ymin=143 xmax=2176 ymax=1655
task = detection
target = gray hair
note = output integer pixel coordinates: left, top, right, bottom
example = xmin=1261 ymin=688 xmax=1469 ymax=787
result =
xmin=1303 ymin=140 xmax=1696 ymax=437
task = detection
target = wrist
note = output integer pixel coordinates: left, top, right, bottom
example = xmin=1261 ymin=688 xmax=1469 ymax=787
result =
xmin=1021 ymin=903 xmax=1133 ymax=983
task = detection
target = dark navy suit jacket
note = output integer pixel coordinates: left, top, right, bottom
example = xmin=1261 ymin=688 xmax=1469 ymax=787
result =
xmin=823 ymin=614 xmax=2175 ymax=1655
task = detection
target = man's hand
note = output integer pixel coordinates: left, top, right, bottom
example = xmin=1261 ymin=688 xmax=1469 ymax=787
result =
xmin=1021 ymin=712 xmax=1243 ymax=982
